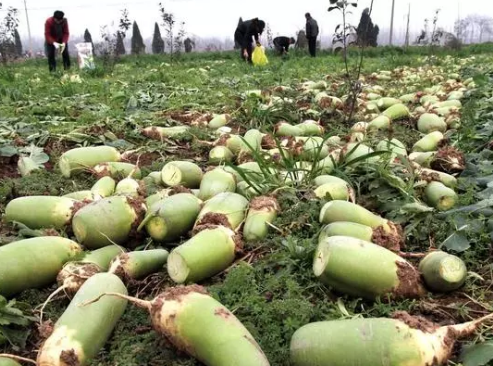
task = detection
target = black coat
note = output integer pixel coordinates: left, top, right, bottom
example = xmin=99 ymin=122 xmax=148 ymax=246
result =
xmin=235 ymin=18 xmax=265 ymax=48
xmin=273 ymin=36 xmax=291 ymax=52
xmin=306 ymin=17 xmax=319 ymax=38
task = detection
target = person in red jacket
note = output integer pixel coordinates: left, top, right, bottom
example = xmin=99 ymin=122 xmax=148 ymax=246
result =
xmin=45 ymin=10 xmax=70 ymax=72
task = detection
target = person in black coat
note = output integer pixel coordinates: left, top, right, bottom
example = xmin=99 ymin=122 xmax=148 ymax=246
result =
xmin=305 ymin=13 xmax=319 ymax=57
xmin=234 ymin=18 xmax=266 ymax=63
xmin=273 ymin=36 xmax=296 ymax=55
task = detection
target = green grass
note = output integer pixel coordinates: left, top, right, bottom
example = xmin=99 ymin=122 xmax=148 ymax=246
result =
xmin=1 ymin=48 xmax=493 ymax=365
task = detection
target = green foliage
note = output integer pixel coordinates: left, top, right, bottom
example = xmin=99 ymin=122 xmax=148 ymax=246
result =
xmin=0 ymin=295 xmax=35 ymax=350
xmin=460 ymin=341 xmax=493 ymax=366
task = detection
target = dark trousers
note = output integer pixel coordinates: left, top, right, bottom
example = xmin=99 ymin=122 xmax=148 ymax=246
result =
xmin=46 ymin=43 xmax=70 ymax=72
xmin=273 ymin=39 xmax=284 ymax=55
xmin=307 ymin=36 xmax=317 ymax=57
xmin=234 ymin=30 xmax=253 ymax=63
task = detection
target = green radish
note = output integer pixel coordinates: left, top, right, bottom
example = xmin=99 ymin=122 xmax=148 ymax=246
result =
xmin=409 ymin=151 xmax=436 ymax=167
xmin=91 ymin=176 xmax=116 ymax=197
xmin=199 ymin=168 xmax=237 ymax=201
xmin=417 ymin=167 xmax=457 ymax=188
xmin=209 ymin=146 xmax=234 ymax=164
xmin=419 ymin=251 xmax=467 ymax=292
xmin=145 ymin=189 xmax=172 ymax=208
xmin=381 ymin=103 xmax=410 ymax=120
xmin=142 ymin=193 xmax=202 ymax=243
xmin=313 ymin=236 xmax=425 ymax=300
xmin=85 ymin=285 xmax=270 ymax=366
xmin=240 ymin=129 xmax=263 ymax=153
xmin=376 ymin=138 xmax=407 ymax=157
xmin=319 ymin=200 xmax=402 ymax=248
xmin=208 ymin=114 xmax=230 ymax=129
xmin=367 ymin=115 xmax=390 ymax=130
xmin=236 ymin=181 xmax=261 ymax=199
xmin=59 ymin=146 xmax=121 ymax=178
xmin=63 ymin=190 xmax=98 ymax=201
xmin=424 ymin=181 xmax=458 ymax=211
xmin=225 ymin=162 xmax=262 ymax=182
xmin=314 ymin=156 xmax=335 ymax=174
xmin=350 ymin=121 xmax=368 ymax=133
xmin=290 ymin=313 xmax=493 ymax=366
xmin=376 ymin=97 xmax=400 ymax=110
xmin=115 ymin=177 xmax=141 ymax=197
xmin=142 ymin=126 xmax=190 ymax=139
xmin=72 ymin=196 xmax=145 ymax=249
xmin=313 ymin=175 xmax=349 ymax=188
xmin=318 ymin=222 xmax=373 ymax=242
xmin=421 ymin=94 xmax=440 ymax=104
xmin=432 ymin=106 xmax=459 ymax=117
xmin=417 ymin=113 xmax=448 ymax=133
xmin=109 ymin=249 xmax=169 ymax=280
xmin=341 ymin=143 xmax=377 ymax=164
xmin=243 ymin=196 xmax=279 ymax=242
xmin=295 ymin=120 xmax=324 ymax=136
xmin=4 ymin=196 xmax=78 ymax=230
xmin=413 ymin=131 xmax=444 ymax=152
xmin=448 ymin=91 xmax=464 ymax=100
xmin=195 ymin=192 xmax=248 ymax=230
xmin=168 ymin=226 xmax=237 ymax=283
xmin=161 ymin=161 xmax=203 ymax=188
xmin=300 ymin=137 xmax=329 ymax=160
xmin=399 ymin=93 xmax=417 ymax=103
xmin=93 ymin=162 xmax=142 ymax=179
xmin=275 ymin=122 xmax=303 ymax=137
xmin=215 ymin=134 xmax=243 ymax=154
xmin=0 ymin=237 xmax=82 ymax=298
xmin=146 ymin=171 xmax=163 ymax=185
xmin=314 ymin=181 xmax=353 ymax=201
xmin=56 ymin=245 xmax=124 ymax=295
xmin=37 ymin=273 xmax=128 ymax=366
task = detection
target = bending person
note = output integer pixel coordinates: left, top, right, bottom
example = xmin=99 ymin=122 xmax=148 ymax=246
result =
xmin=234 ymin=18 xmax=266 ymax=63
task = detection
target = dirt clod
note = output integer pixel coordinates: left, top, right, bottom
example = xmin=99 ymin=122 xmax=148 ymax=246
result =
xmin=214 ymin=307 xmax=232 ymax=319
xmin=194 ymin=213 xmax=232 ymax=235
xmin=430 ymin=146 xmax=465 ymax=174
xmin=393 ymin=261 xmax=427 ymax=299
xmin=371 ymin=223 xmax=403 ymax=252
xmin=392 ymin=311 xmax=437 ymax=333
xmin=60 ymin=349 xmax=79 ymax=366
xmin=38 ymin=320 xmax=54 ymax=339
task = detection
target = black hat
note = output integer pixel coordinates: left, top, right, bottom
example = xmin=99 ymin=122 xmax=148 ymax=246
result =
xmin=54 ymin=11 xmax=64 ymax=20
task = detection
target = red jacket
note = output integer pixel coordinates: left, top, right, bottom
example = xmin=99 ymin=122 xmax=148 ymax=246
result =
xmin=45 ymin=17 xmax=69 ymax=44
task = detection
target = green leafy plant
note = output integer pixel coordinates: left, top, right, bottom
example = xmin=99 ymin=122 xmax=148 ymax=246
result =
xmin=0 ymin=295 xmax=36 ymax=350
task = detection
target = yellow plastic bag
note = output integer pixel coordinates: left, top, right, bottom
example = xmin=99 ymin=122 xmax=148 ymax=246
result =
xmin=252 ymin=46 xmax=269 ymax=66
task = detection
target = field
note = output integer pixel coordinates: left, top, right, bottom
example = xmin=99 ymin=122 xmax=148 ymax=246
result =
xmin=1 ymin=46 xmax=493 ymax=366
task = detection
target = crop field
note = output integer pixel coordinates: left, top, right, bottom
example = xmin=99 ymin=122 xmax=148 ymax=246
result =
xmin=0 ymin=47 xmax=493 ymax=366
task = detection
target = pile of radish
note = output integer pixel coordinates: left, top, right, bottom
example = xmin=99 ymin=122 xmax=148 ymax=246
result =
xmin=1 ymin=58 xmax=490 ymax=366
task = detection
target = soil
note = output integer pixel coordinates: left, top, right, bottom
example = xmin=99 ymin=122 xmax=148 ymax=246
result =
xmin=37 ymin=320 xmax=54 ymax=339
xmin=160 ymin=110 xmax=212 ymax=127
xmin=393 ymin=261 xmax=427 ymax=299
xmin=214 ymin=308 xmax=232 ymax=319
xmin=391 ymin=311 xmax=437 ymax=332
xmin=161 ymin=285 xmax=208 ymax=302
xmin=168 ymin=186 xmax=193 ymax=195
xmin=0 ymin=155 xmax=20 ymax=179
xmin=122 ymin=152 xmax=162 ymax=168
xmin=371 ymin=223 xmax=404 ymax=252
xmin=193 ymin=213 xmax=232 ymax=235
xmin=60 ymin=349 xmax=80 ymax=366
xmin=249 ymin=196 xmax=280 ymax=212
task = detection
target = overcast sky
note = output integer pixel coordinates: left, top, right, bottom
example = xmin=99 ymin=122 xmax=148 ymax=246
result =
xmin=1 ymin=0 xmax=492 ymax=43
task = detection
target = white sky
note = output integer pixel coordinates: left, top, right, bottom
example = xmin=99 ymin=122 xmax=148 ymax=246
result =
xmin=1 ymin=0 xmax=492 ymax=43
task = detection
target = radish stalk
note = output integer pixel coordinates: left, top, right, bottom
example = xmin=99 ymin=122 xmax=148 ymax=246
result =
xmin=313 ymin=236 xmax=425 ymax=300
xmin=4 ymin=196 xmax=78 ymax=230
xmin=290 ymin=312 xmax=493 ymax=366
xmin=59 ymin=146 xmax=121 ymax=178
xmin=109 ymin=249 xmax=169 ymax=281
xmin=143 ymin=193 xmax=202 ymax=243
xmin=209 ymin=146 xmax=234 ymax=164
xmin=199 ymin=168 xmax=237 ymax=201
xmin=168 ymin=227 xmax=237 ymax=284
xmin=37 ymin=273 xmax=128 ymax=366
xmin=243 ymin=196 xmax=280 ymax=242
xmin=195 ymin=192 xmax=249 ymax=231
xmin=72 ymin=196 xmax=145 ymax=249
xmin=419 ymin=251 xmax=467 ymax=292
xmin=83 ymin=286 xmax=270 ymax=366
xmin=318 ymin=222 xmax=373 ymax=242
xmin=424 ymin=181 xmax=458 ymax=211
xmin=417 ymin=113 xmax=448 ymax=134
xmin=0 ymin=237 xmax=82 ymax=298
xmin=161 ymin=161 xmax=203 ymax=188
xmin=93 ymin=162 xmax=142 ymax=179
xmin=412 ymin=131 xmax=444 ymax=152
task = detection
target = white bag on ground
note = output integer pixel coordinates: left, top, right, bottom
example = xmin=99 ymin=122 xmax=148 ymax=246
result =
xmin=75 ymin=42 xmax=95 ymax=70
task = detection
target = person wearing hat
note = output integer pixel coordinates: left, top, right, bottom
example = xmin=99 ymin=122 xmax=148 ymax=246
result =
xmin=234 ymin=17 xmax=266 ymax=63
xmin=273 ymin=36 xmax=296 ymax=56
xmin=45 ymin=10 xmax=70 ymax=72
